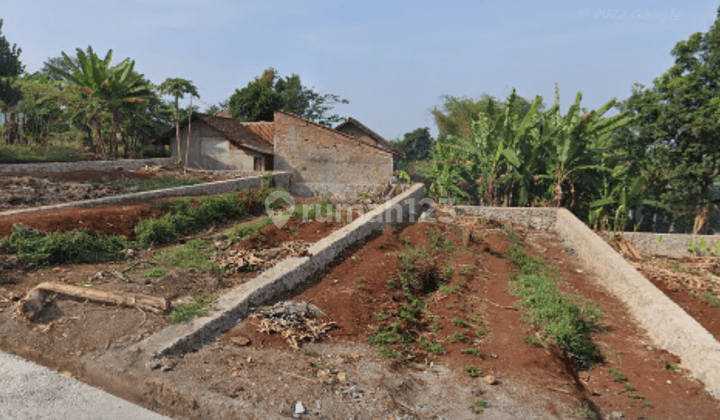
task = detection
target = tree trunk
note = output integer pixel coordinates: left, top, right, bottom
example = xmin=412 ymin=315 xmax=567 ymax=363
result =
xmin=185 ymin=99 xmax=192 ymax=173
xmin=693 ymin=203 xmax=710 ymax=234
xmin=175 ymin=97 xmax=181 ymax=163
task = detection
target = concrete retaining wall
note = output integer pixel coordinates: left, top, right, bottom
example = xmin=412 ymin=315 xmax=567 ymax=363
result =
xmin=136 ymin=183 xmax=426 ymax=357
xmin=455 ymin=206 xmax=720 ymax=398
xmin=0 ymin=158 xmax=174 ymax=174
xmin=0 ymin=172 xmax=292 ymax=218
xmin=621 ymin=232 xmax=720 ymax=257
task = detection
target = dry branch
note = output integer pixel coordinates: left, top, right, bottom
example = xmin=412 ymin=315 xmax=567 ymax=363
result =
xmin=17 ymin=282 xmax=169 ymax=320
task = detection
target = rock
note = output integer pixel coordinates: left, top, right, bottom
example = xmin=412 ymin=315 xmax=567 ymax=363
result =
xmin=337 ymin=372 xmax=347 ymax=383
xmin=231 ymin=335 xmax=252 ymax=346
xmin=483 ymin=375 xmax=497 ymax=385
xmin=160 ymin=358 xmax=176 ymax=372
xmin=611 ymin=411 xmax=625 ymax=419
xmin=294 ymin=401 xmax=305 ymax=414
xmin=146 ymin=360 xmax=162 ymax=370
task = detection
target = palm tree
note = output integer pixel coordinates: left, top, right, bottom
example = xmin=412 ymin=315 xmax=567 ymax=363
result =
xmin=47 ymin=46 xmax=154 ymax=157
xmin=158 ymin=78 xmax=199 ymax=164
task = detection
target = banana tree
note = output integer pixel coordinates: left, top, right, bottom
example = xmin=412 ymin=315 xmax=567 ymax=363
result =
xmin=415 ymin=141 xmax=471 ymax=203
xmin=47 ymin=46 xmax=154 ymax=157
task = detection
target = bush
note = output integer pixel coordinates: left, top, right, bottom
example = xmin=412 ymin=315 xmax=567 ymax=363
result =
xmin=1 ymin=224 xmax=127 ymax=268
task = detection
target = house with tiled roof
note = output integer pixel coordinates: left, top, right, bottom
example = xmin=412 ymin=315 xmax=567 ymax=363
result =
xmin=163 ymin=110 xmax=400 ymax=198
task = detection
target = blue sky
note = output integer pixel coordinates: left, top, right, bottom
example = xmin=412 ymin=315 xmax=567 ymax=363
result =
xmin=0 ymin=1 xmax=718 ymax=140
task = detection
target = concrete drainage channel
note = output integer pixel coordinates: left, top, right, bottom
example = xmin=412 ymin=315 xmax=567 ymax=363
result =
xmin=455 ymin=206 xmax=720 ymax=399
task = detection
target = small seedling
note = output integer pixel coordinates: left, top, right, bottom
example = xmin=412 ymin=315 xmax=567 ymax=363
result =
xmin=463 ymin=365 xmax=482 ymax=377
xmin=452 ymin=318 xmax=469 ymax=328
xmin=301 ymin=349 xmax=317 ymax=357
xmin=608 ymin=367 xmax=627 ymax=382
xmin=462 ymin=348 xmax=481 ymax=356
xmin=473 ymin=398 xmax=488 ymax=414
xmin=577 ymin=408 xmax=596 ymax=419
xmin=449 ymin=332 xmax=467 ymax=343
xmin=666 ymin=362 xmax=679 ymax=372
xmin=624 ymin=383 xmax=636 ymax=392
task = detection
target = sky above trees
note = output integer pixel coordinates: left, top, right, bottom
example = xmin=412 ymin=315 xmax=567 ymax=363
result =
xmin=0 ymin=0 xmax=717 ymax=139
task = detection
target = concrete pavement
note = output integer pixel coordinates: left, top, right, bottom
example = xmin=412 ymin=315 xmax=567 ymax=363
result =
xmin=0 ymin=350 xmax=172 ymax=420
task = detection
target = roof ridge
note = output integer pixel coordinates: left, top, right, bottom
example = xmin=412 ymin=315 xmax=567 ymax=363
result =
xmin=336 ymin=117 xmax=404 ymax=157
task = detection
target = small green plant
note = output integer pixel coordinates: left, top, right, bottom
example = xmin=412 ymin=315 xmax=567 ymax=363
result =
xmin=452 ymin=318 xmax=469 ymax=328
xmin=441 ymin=263 xmax=454 ymax=278
xmin=577 ymin=408 xmax=596 ymax=419
xmin=608 ymin=367 xmax=627 ymax=382
xmin=457 ymin=264 xmax=475 ymax=275
xmin=463 ymin=365 xmax=482 ymax=377
xmin=473 ymin=398 xmax=488 ymax=414
xmin=165 ymin=294 xmax=215 ymax=324
xmin=703 ymin=289 xmax=720 ymax=308
xmin=656 ymin=235 xmax=663 ymax=245
xmin=301 ymin=349 xmax=317 ymax=357
xmin=225 ymin=217 xmax=274 ymax=244
xmin=462 ymin=347 xmax=481 ymax=356
xmin=419 ymin=338 xmax=445 ymax=355
xmin=373 ymin=311 xmax=388 ymax=322
xmin=386 ymin=278 xmax=396 ymax=289
xmin=438 ymin=283 xmax=455 ymax=295
xmin=377 ymin=345 xmax=401 ymax=359
xmin=448 ymin=332 xmax=467 ymax=343
xmin=1 ymin=224 xmax=127 ymax=268
xmin=666 ymin=361 xmax=679 ymax=372
xmin=624 ymin=383 xmax=636 ymax=392
xmin=143 ymin=268 xmax=168 ymax=279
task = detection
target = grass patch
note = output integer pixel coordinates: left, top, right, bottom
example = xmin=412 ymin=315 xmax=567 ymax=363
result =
xmin=0 ymin=224 xmax=127 ymax=268
xmin=448 ymin=331 xmax=467 ymax=343
xmin=505 ymin=239 xmax=603 ymax=368
xmin=473 ymin=398 xmax=488 ymax=414
xmin=225 ymin=217 xmax=274 ymax=244
xmin=452 ymin=318 xmax=469 ymax=328
xmin=0 ymin=144 xmax=88 ymax=163
xmin=462 ymin=347 xmax=481 ymax=356
xmin=148 ymin=239 xmax=218 ymax=272
xmin=608 ymin=367 xmax=627 ymax=382
xmin=165 ymin=294 xmax=215 ymax=324
xmin=702 ymin=289 xmax=720 ymax=308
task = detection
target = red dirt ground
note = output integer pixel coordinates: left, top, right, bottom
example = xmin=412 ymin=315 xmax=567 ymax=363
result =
xmin=227 ymin=220 xmax=720 ymax=420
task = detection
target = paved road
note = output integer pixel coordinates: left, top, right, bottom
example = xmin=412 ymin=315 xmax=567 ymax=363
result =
xmin=0 ymin=350 xmax=172 ymax=420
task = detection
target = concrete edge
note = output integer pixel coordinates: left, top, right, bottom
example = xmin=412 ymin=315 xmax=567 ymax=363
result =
xmin=0 ymin=172 xmax=291 ymax=218
xmin=0 ymin=158 xmax=174 ymax=174
xmin=621 ymin=231 xmax=720 ymax=257
xmin=553 ymin=208 xmax=720 ymax=398
xmin=456 ymin=206 xmax=720 ymax=398
xmin=135 ymin=183 xmax=426 ymax=357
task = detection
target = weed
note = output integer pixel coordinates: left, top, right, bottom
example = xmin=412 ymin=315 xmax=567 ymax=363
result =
xmin=150 ymin=239 xmax=218 ymax=272
xmin=373 ymin=311 xmax=388 ymax=322
xmin=225 ymin=217 xmax=273 ymax=244
xmin=457 ymin=264 xmax=475 ymax=275
xmin=577 ymin=408 xmax=596 ymax=419
xmin=448 ymin=332 xmax=467 ymax=343
xmin=440 ymin=263 xmax=454 ymax=278
xmin=165 ymin=294 xmax=215 ymax=324
xmin=463 ymin=365 xmax=482 ymax=377
xmin=462 ymin=348 xmax=481 ymax=357
xmin=438 ymin=283 xmax=455 ymax=295
xmin=301 ymin=349 xmax=317 ymax=357
xmin=624 ymin=383 xmax=636 ymax=392
xmin=473 ymin=398 xmax=488 ymax=414
xmin=1 ymin=224 xmax=127 ymax=268
xmin=452 ymin=318 xmax=469 ymax=328
xmin=666 ymin=362 xmax=679 ymax=372
xmin=419 ymin=338 xmax=445 ymax=355
xmin=386 ymin=278 xmax=396 ymax=289
xmin=608 ymin=367 xmax=627 ymax=382
xmin=143 ymin=268 xmax=168 ymax=279
xmin=378 ymin=345 xmax=401 ymax=359
xmin=702 ymin=289 xmax=720 ymax=308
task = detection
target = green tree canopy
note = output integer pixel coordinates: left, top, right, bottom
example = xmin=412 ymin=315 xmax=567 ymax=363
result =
xmin=46 ymin=46 xmax=156 ymax=157
xmin=0 ymin=19 xmax=24 ymax=110
xmin=621 ymin=7 xmax=720 ymax=233
xmin=228 ymin=67 xmax=348 ymax=126
xmin=392 ymin=127 xmax=434 ymax=171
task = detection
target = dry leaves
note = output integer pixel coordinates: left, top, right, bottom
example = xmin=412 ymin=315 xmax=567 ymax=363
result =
xmin=250 ymin=301 xmax=336 ymax=350
xmin=215 ymin=240 xmax=311 ymax=273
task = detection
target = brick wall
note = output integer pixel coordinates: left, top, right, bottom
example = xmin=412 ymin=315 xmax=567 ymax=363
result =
xmin=273 ymin=111 xmax=393 ymax=199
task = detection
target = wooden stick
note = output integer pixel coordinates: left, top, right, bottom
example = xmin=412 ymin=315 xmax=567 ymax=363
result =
xmin=17 ymin=282 xmax=169 ymax=320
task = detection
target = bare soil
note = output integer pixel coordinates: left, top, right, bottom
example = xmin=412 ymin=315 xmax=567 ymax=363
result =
xmin=0 ymin=167 xmax=231 ymax=212
xmin=606 ymin=234 xmax=720 ymax=342
xmin=0 ymin=198 xmax=719 ymax=419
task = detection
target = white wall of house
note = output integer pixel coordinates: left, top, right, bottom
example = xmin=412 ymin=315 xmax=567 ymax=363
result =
xmin=170 ymin=120 xmax=267 ymax=171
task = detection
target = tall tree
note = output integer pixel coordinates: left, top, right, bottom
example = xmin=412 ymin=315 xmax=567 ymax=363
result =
xmin=47 ymin=46 xmax=155 ymax=157
xmin=228 ymin=67 xmax=348 ymax=126
xmin=0 ymin=19 xmax=24 ymax=143
xmin=158 ymin=77 xmax=199 ymax=162
xmin=622 ymin=7 xmax=720 ymax=233
xmin=392 ymin=127 xmax=434 ymax=171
